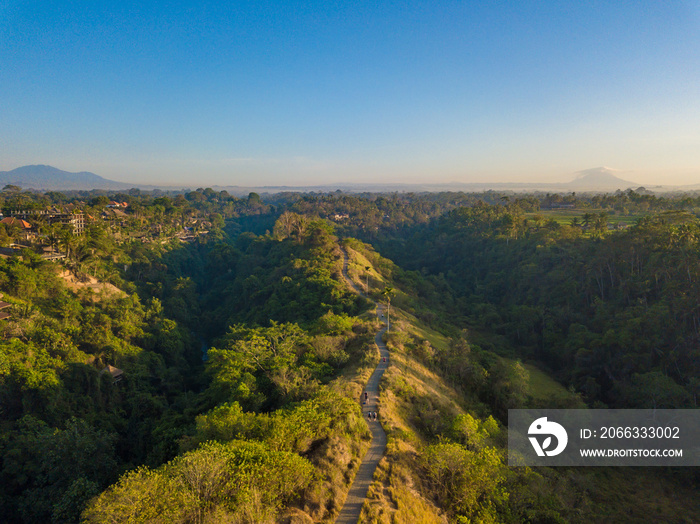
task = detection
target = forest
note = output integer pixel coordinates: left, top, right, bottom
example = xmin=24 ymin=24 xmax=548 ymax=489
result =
xmin=0 ymin=185 xmax=698 ymax=522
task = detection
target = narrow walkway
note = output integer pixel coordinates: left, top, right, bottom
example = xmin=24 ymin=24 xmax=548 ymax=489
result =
xmin=335 ymin=249 xmax=389 ymax=524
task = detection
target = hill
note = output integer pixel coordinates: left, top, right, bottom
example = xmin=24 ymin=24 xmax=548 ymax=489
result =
xmin=0 ymin=165 xmax=134 ymax=190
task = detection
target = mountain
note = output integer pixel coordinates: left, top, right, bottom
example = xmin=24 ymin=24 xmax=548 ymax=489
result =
xmin=566 ymin=167 xmax=638 ymax=190
xmin=216 ymin=167 xmax=645 ymax=195
xmin=0 ymin=164 xmax=658 ymax=194
xmin=0 ymin=165 xmax=134 ymax=190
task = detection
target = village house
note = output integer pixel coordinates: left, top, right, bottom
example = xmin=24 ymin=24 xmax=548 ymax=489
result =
xmin=101 ymin=365 xmax=124 ymax=383
xmin=0 ymin=216 xmax=34 ymax=241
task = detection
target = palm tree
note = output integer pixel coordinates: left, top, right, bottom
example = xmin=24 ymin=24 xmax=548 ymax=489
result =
xmin=56 ymin=224 xmax=76 ymax=260
xmin=582 ymin=212 xmax=593 ymax=229
xmin=31 ymin=213 xmax=50 ymax=239
xmin=382 ymin=286 xmax=395 ymax=331
xmin=593 ymin=212 xmax=608 ymax=236
xmin=501 ymin=213 xmax=519 ymax=244
xmin=72 ymin=243 xmax=97 ymax=277
xmin=365 ymin=266 xmax=371 ymax=293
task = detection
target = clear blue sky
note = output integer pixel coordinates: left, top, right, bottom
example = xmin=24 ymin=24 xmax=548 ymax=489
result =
xmin=2 ymin=1 xmax=700 ymax=186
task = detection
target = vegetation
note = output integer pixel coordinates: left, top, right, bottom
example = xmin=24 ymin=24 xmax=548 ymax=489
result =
xmin=387 ymin=205 xmax=700 ymax=409
xmin=344 ymin=241 xmax=698 ymax=524
xmin=0 ymin=186 xmax=698 ymax=522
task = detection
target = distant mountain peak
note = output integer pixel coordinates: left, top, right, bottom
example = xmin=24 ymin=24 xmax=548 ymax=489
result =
xmin=573 ymin=166 xmax=620 ymax=179
xmin=0 ymin=165 xmax=133 ymax=190
xmin=568 ymin=167 xmax=637 ymax=189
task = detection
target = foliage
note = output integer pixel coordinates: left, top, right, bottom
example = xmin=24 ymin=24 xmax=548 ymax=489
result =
xmin=3 ymin=187 xmax=700 ymax=522
xmin=422 ymin=442 xmax=507 ymax=522
xmin=388 ymin=204 xmax=700 ymax=407
xmin=84 ymin=439 xmax=313 ymax=523
xmin=1 ymin=416 xmax=118 ymax=523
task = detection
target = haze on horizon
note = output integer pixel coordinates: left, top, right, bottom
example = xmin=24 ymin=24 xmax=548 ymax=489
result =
xmin=3 ymin=1 xmax=700 ymax=188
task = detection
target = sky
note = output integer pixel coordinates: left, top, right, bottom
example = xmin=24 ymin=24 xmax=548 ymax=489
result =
xmin=2 ymin=1 xmax=700 ymax=187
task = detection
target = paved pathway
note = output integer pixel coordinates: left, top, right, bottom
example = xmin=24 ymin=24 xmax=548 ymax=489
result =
xmin=335 ymin=249 xmax=389 ymax=524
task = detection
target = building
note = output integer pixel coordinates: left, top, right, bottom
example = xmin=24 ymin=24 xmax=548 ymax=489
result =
xmin=9 ymin=210 xmax=85 ymax=235
xmin=101 ymin=365 xmax=124 ymax=383
xmin=102 ymin=208 xmax=128 ymax=219
xmin=0 ymin=217 xmax=34 ymax=241
xmin=0 ymin=217 xmax=32 ymax=230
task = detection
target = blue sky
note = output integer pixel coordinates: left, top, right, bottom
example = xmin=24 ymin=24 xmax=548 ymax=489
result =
xmin=2 ymin=1 xmax=700 ymax=186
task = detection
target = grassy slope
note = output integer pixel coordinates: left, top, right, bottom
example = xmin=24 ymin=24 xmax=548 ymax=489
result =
xmin=344 ymin=242 xmax=572 ymax=404
xmin=521 ymin=362 xmax=571 ymax=402
xmin=342 ymin=240 xmax=700 ymax=524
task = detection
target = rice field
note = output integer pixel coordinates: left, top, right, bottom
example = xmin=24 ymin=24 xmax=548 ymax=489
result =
xmin=524 ymin=208 xmax=647 ymax=227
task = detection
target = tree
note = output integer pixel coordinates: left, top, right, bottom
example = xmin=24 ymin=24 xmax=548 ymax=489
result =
xmin=55 ymin=223 xmax=76 ymax=259
xmin=82 ymin=467 xmax=187 ymax=524
xmin=422 ymin=442 xmax=505 ymax=521
xmin=273 ymin=211 xmax=305 ymax=240
xmin=382 ymin=286 xmax=395 ymax=331
xmin=488 ymin=360 xmax=530 ymax=418
xmin=248 ymin=192 xmax=261 ymax=205
xmin=621 ymin=372 xmax=689 ymax=409
xmin=89 ymin=196 xmax=110 ymax=208
xmin=1 ymin=417 xmax=119 ymax=523
xmin=592 ymin=212 xmax=609 ymax=235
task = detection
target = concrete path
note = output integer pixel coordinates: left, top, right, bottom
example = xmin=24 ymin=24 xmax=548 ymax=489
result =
xmin=335 ymin=249 xmax=389 ymax=524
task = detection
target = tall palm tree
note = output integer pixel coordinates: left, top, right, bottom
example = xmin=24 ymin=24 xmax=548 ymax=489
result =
xmin=382 ymin=286 xmax=395 ymax=331
xmin=57 ymin=224 xmax=76 ymax=260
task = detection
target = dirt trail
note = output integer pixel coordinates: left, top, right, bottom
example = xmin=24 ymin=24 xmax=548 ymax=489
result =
xmin=335 ymin=249 xmax=389 ymax=524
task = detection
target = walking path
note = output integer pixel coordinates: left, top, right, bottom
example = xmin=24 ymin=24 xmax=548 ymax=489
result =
xmin=335 ymin=249 xmax=389 ymax=524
